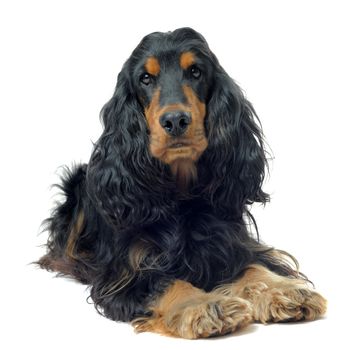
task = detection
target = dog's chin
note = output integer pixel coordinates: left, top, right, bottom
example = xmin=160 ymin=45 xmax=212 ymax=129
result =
xmin=150 ymin=145 xmax=198 ymax=190
xmin=150 ymin=137 xmax=208 ymax=191
xmin=169 ymin=157 xmax=197 ymax=192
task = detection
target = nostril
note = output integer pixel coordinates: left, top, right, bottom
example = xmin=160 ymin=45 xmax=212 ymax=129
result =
xmin=164 ymin=120 xmax=173 ymax=132
xmin=179 ymin=117 xmax=189 ymax=130
xmin=160 ymin=114 xmax=174 ymax=132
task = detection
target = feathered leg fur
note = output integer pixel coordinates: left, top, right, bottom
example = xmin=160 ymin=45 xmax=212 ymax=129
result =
xmin=133 ymin=266 xmax=326 ymax=339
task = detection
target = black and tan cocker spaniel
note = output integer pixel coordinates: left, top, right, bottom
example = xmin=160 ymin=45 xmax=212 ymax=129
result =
xmin=38 ymin=27 xmax=326 ymax=339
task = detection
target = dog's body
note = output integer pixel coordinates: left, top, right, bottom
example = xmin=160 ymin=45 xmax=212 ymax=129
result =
xmin=38 ymin=28 xmax=326 ymax=338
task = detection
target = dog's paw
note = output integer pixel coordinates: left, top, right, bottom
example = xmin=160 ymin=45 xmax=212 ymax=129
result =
xmin=165 ymin=295 xmax=253 ymax=339
xmin=133 ymin=295 xmax=253 ymax=339
xmin=249 ymin=284 xmax=327 ymax=323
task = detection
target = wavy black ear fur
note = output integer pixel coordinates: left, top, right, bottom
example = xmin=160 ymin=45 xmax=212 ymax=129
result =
xmin=86 ymin=62 xmax=176 ymax=230
xmin=199 ymin=63 xmax=269 ymax=220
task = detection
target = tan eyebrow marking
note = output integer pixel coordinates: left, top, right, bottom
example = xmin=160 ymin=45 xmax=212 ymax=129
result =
xmin=145 ymin=56 xmax=161 ymax=76
xmin=180 ymin=51 xmax=196 ymax=70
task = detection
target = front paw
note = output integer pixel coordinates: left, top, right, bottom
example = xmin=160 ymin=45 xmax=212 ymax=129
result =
xmin=133 ymin=295 xmax=253 ymax=339
xmin=250 ymin=285 xmax=327 ymax=323
xmin=165 ymin=295 xmax=253 ymax=339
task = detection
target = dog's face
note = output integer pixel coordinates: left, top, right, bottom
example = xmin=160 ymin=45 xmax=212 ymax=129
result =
xmin=129 ymin=29 xmax=215 ymax=181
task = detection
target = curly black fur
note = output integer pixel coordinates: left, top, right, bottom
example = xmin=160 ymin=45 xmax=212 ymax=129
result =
xmin=38 ymin=28 xmax=300 ymax=323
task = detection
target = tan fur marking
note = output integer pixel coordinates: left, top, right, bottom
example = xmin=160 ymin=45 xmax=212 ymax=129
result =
xmin=145 ymin=56 xmax=161 ymax=76
xmin=129 ymin=240 xmax=150 ymax=271
xmin=132 ymin=280 xmax=252 ymax=339
xmin=128 ymin=239 xmax=165 ymax=272
xmin=66 ymin=211 xmax=85 ymax=259
xmin=214 ymin=264 xmax=327 ymax=323
xmin=98 ymin=269 xmax=134 ymax=297
xmin=145 ymin=86 xmax=207 ymax=189
xmin=169 ymin=158 xmax=198 ymax=191
xmin=180 ymin=52 xmax=196 ymax=70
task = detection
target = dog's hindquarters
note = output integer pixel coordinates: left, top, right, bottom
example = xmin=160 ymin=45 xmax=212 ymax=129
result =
xmin=38 ymin=164 xmax=101 ymax=283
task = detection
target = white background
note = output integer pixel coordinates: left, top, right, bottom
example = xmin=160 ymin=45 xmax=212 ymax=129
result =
xmin=1 ymin=0 xmax=349 ymax=349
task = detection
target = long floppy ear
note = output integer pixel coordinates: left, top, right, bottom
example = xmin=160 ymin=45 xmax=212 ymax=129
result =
xmin=86 ymin=63 xmax=175 ymax=229
xmin=200 ymin=67 xmax=269 ymax=219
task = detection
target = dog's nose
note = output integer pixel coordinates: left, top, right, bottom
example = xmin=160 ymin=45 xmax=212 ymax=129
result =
xmin=159 ymin=111 xmax=192 ymax=137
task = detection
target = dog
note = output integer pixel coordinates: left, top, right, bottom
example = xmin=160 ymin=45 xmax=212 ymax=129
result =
xmin=38 ymin=27 xmax=326 ymax=339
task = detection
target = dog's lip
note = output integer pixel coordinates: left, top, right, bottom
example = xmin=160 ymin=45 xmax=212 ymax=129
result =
xmin=168 ymin=140 xmax=191 ymax=148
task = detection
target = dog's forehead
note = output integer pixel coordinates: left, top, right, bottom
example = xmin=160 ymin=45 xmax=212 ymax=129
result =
xmin=131 ymin=29 xmax=211 ymax=76
xmin=142 ymin=50 xmax=197 ymax=76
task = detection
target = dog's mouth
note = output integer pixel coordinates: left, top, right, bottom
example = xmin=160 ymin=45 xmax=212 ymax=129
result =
xmin=170 ymin=143 xmax=185 ymax=148
xmin=168 ymin=139 xmax=191 ymax=149
xmin=149 ymin=134 xmax=208 ymax=191
xmin=150 ymin=135 xmax=207 ymax=166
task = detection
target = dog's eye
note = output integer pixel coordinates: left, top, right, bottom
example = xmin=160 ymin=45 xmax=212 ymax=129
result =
xmin=140 ymin=73 xmax=152 ymax=86
xmin=190 ymin=65 xmax=201 ymax=79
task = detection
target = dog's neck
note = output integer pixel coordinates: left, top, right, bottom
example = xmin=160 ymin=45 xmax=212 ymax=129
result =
xmin=170 ymin=159 xmax=197 ymax=192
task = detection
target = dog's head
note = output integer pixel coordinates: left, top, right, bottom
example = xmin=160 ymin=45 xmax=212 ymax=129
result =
xmin=126 ymin=28 xmax=217 ymax=185
xmin=87 ymin=28 xmax=269 ymax=227
xmin=131 ymin=30 xmax=211 ymax=167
